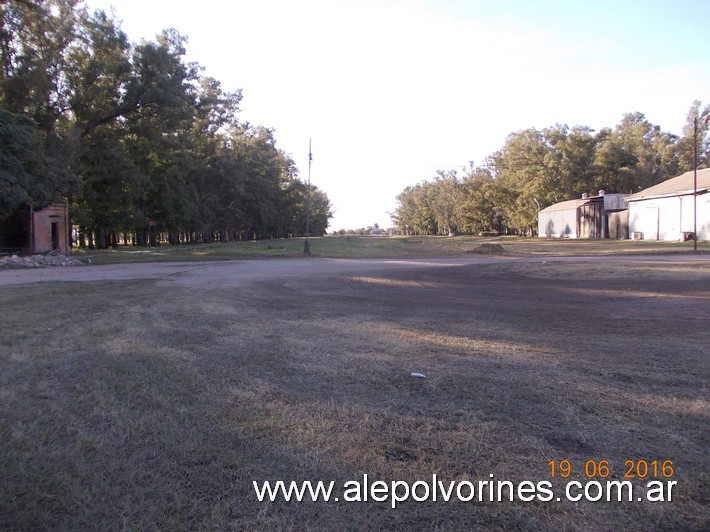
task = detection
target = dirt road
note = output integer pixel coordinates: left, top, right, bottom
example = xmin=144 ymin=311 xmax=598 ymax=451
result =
xmin=1 ymin=254 xmax=708 ymax=288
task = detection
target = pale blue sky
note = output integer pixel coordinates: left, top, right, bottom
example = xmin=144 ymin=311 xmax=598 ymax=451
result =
xmin=84 ymin=0 xmax=710 ymax=230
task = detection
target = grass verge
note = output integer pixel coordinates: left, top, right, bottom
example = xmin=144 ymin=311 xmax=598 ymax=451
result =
xmin=64 ymin=235 xmax=710 ymax=265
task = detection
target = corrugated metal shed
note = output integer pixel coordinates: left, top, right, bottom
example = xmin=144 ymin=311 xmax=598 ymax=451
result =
xmin=603 ymin=194 xmax=629 ymax=211
xmin=538 ymin=193 xmax=629 ymax=239
xmin=539 ymin=198 xmax=591 ymax=214
xmin=627 ymin=168 xmax=710 ymax=241
xmin=538 ymin=198 xmax=604 ymax=238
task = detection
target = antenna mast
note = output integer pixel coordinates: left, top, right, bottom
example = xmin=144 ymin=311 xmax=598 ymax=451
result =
xmin=304 ymin=139 xmax=312 ymax=255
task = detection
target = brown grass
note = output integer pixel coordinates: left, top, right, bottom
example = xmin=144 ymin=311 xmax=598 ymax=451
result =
xmin=1 ymin=257 xmax=708 ymax=530
xmin=49 ymin=234 xmax=710 ymax=266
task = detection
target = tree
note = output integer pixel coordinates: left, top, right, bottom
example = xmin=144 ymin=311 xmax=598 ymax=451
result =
xmin=594 ymin=112 xmax=679 ymax=194
xmin=490 ymin=128 xmax=554 ymax=234
xmin=542 ymin=124 xmax=597 ymax=199
xmin=429 ymin=171 xmax=464 ymax=235
xmin=1 ymin=1 xmax=335 ymax=247
xmin=677 ymin=100 xmax=710 ymax=172
xmin=0 ymin=0 xmax=78 ymax=134
xmin=305 ymin=186 xmax=333 ymax=236
xmin=393 ymin=182 xmax=437 ymax=235
xmin=460 ymin=167 xmax=500 ymax=233
xmin=0 ymin=0 xmax=80 ymax=206
xmin=0 ymin=108 xmax=47 ymax=218
xmin=72 ymin=125 xmax=143 ymax=248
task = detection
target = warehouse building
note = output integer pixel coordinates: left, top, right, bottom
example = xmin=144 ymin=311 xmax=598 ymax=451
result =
xmin=538 ymin=191 xmax=628 ymax=239
xmin=626 ymin=168 xmax=710 ymax=241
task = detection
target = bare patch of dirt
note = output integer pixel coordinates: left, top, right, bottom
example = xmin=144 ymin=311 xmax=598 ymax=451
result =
xmin=465 ymin=242 xmax=509 ymax=255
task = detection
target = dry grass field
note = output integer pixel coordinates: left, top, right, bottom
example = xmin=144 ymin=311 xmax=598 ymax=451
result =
xmin=60 ymin=234 xmax=710 ymax=264
xmin=1 ymin=238 xmax=708 ymax=530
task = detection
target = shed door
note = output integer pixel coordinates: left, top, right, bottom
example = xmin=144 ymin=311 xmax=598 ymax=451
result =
xmin=51 ymin=222 xmax=59 ymax=250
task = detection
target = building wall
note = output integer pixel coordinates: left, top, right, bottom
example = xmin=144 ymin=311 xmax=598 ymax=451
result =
xmin=579 ymin=202 xmax=603 ymax=238
xmin=1 ymin=204 xmax=70 ymax=254
xmin=603 ymin=193 xmax=629 ymax=211
xmin=628 ymin=193 xmax=710 ymax=241
xmin=538 ymin=209 xmax=579 ymax=238
xmin=32 ymin=204 xmax=69 ymax=254
xmin=0 ymin=205 xmax=32 ymax=252
xmin=607 ymin=210 xmax=629 ymax=239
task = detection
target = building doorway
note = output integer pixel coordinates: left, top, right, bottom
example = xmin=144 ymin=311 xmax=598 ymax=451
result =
xmin=51 ymin=221 xmax=59 ymax=250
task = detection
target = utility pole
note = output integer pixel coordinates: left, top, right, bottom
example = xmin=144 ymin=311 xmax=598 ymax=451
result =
xmin=303 ymin=139 xmax=312 ymax=255
xmin=694 ymin=117 xmax=698 ymax=252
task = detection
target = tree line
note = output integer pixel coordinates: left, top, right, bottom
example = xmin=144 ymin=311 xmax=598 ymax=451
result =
xmin=394 ymin=105 xmax=709 ymax=236
xmin=0 ymin=0 xmax=332 ymax=248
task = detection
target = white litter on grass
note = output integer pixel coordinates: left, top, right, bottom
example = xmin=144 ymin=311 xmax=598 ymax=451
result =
xmin=410 ymin=372 xmax=426 ymax=379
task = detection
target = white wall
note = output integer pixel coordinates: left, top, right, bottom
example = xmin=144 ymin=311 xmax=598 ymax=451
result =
xmin=628 ymin=193 xmax=710 ymax=241
xmin=538 ymin=209 xmax=578 ymax=238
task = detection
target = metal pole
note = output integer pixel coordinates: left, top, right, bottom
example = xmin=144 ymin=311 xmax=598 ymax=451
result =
xmin=304 ymin=139 xmax=312 ymax=255
xmin=694 ymin=117 xmax=698 ymax=252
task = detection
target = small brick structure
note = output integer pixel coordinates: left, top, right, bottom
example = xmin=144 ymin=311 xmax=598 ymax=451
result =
xmin=0 ymin=203 xmax=70 ymax=255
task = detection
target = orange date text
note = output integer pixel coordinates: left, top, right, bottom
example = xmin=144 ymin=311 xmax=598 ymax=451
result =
xmin=548 ymin=459 xmax=674 ymax=479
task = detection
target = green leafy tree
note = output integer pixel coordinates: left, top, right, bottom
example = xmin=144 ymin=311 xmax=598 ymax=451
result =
xmin=429 ymin=171 xmax=464 ymax=235
xmin=677 ymin=100 xmax=710 ymax=172
xmin=65 ymin=8 xmax=132 ymax=137
xmin=460 ymin=167 xmax=500 ymax=233
xmin=72 ymin=125 xmax=144 ymax=247
xmin=1 ymin=0 xmax=80 ymax=205
xmin=0 ymin=108 xmax=47 ymax=217
xmin=594 ymin=112 xmax=679 ymax=193
xmin=490 ymin=128 xmax=553 ymax=234
xmin=0 ymin=0 xmax=78 ymax=133
xmin=393 ymin=182 xmax=438 ymax=235
xmin=542 ymin=124 xmax=597 ymax=199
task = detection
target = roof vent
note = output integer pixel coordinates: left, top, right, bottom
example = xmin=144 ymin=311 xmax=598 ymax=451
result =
xmin=581 ymin=193 xmax=588 ymax=199
xmin=598 ymin=189 xmax=605 ymax=196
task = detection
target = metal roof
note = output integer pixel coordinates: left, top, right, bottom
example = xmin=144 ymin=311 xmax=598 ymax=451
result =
xmin=626 ymin=168 xmax=710 ymax=202
xmin=539 ymin=198 xmax=591 ymax=213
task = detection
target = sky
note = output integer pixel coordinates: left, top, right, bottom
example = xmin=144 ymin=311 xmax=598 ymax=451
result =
xmin=83 ymin=0 xmax=710 ymax=231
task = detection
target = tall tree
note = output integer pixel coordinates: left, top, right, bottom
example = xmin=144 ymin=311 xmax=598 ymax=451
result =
xmin=0 ymin=0 xmax=78 ymax=133
xmin=677 ymin=100 xmax=710 ymax=172
xmin=0 ymin=108 xmax=47 ymax=218
xmin=65 ymin=7 xmax=132 ymax=138
xmin=542 ymin=124 xmax=597 ymax=198
xmin=594 ymin=112 xmax=678 ymax=193
xmin=394 ymin=181 xmax=439 ymax=235
xmin=460 ymin=167 xmax=500 ymax=233
xmin=0 ymin=0 xmax=80 ymax=204
xmin=429 ymin=171 xmax=464 ymax=236
xmin=490 ymin=128 xmax=553 ymax=234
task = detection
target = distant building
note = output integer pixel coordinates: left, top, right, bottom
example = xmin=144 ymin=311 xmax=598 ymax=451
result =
xmin=538 ymin=192 xmax=628 ymax=239
xmin=0 ymin=203 xmax=70 ymax=255
xmin=626 ymin=168 xmax=710 ymax=241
